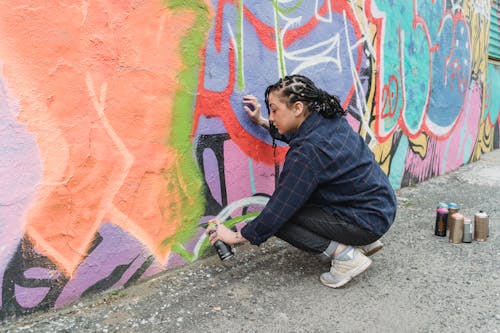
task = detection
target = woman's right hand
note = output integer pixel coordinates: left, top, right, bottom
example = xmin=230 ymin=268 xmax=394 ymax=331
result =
xmin=243 ymin=95 xmax=266 ymax=126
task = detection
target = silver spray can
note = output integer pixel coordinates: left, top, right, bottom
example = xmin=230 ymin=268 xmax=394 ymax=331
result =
xmin=463 ymin=218 xmax=472 ymax=243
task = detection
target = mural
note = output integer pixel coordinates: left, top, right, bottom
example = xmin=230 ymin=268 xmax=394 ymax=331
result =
xmin=0 ymin=0 xmax=498 ymax=319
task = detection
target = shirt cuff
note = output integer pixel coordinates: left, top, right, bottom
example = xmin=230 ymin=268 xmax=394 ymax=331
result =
xmin=240 ymin=223 xmax=263 ymax=246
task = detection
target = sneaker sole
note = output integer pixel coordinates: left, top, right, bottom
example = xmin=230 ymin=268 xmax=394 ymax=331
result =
xmin=364 ymin=244 xmax=383 ymax=257
xmin=319 ymin=257 xmax=372 ymax=288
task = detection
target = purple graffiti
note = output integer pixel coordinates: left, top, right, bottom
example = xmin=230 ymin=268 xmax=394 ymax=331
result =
xmin=54 ymin=222 xmax=155 ymax=308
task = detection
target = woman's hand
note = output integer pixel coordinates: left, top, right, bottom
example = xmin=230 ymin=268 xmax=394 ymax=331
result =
xmin=205 ymin=218 xmax=246 ymax=245
xmin=243 ymin=95 xmax=268 ymax=128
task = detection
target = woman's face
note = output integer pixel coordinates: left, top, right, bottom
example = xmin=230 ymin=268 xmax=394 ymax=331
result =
xmin=267 ymin=91 xmax=304 ymax=134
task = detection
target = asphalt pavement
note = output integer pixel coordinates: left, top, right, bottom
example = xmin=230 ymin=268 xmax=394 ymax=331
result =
xmin=1 ymin=150 xmax=500 ymax=333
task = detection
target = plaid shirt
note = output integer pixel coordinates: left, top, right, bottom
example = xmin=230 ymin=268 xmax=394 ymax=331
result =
xmin=240 ymin=112 xmax=397 ymax=246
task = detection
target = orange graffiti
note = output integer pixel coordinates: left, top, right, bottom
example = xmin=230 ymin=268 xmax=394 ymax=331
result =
xmin=0 ymin=1 xmax=204 ymax=275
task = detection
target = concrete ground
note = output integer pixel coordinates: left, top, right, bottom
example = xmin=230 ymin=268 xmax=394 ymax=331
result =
xmin=1 ymin=150 xmax=500 ymax=333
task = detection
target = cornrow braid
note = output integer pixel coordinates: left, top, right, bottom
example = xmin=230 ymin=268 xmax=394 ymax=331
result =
xmin=264 ymin=74 xmax=346 ymax=118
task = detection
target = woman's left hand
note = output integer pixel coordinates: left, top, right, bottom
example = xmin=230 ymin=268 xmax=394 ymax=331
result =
xmin=205 ymin=219 xmax=246 ymax=245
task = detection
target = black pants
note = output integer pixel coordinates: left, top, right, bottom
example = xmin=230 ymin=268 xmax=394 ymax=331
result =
xmin=275 ymin=206 xmax=380 ymax=255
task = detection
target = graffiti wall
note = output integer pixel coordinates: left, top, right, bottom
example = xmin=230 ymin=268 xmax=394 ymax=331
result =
xmin=0 ymin=0 xmax=498 ymax=318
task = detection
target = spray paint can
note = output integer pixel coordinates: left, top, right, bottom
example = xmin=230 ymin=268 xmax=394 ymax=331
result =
xmin=434 ymin=207 xmax=448 ymax=237
xmin=208 ymin=221 xmax=234 ymax=260
xmin=473 ymin=210 xmax=489 ymax=242
xmin=447 ymin=213 xmax=456 ymax=238
xmin=435 ymin=202 xmax=448 ymax=233
xmin=448 ymin=213 xmax=464 ymax=244
xmin=447 ymin=203 xmax=459 ymax=216
xmin=463 ymin=218 xmax=473 ymax=243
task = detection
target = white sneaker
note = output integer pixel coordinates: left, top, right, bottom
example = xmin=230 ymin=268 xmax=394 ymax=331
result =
xmin=320 ymin=248 xmax=372 ymax=288
xmin=358 ymin=240 xmax=384 ymax=256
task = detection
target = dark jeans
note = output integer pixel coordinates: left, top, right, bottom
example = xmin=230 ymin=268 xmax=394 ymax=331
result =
xmin=275 ymin=206 xmax=380 ymax=255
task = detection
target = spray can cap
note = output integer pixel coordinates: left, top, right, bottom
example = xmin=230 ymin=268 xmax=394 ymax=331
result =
xmin=475 ymin=210 xmax=488 ymax=218
xmin=447 ymin=202 xmax=459 ymax=209
xmin=437 ymin=202 xmax=448 ymax=208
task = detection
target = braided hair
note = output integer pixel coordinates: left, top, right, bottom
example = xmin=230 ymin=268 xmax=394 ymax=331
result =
xmin=264 ymin=74 xmax=346 ymax=118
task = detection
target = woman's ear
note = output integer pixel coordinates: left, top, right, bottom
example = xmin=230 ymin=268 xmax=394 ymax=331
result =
xmin=293 ymin=101 xmax=305 ymax=117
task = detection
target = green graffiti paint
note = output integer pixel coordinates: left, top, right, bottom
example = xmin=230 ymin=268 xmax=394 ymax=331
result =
xmin=272 ymin=0 xmax=286 ymax=77
xmin=164 ymin=212 xmax=262 ymax=261
xmin=276 ymin=0 xmax=303 ymax=15
xmin=197 ymin=211 xmax=261 ymax=258
xmin=161 ymin=0 xmax=211 ymax=245
xmin=171 ymin=243 xmax=196 ymax=262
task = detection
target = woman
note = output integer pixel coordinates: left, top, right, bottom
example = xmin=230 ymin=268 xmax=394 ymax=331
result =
xmin=206 ymin=75 xmax=397 ymax=288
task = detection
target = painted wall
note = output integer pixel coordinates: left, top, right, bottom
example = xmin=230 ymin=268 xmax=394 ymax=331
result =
xmin=0 ymin=0 xmax=498 ymax=318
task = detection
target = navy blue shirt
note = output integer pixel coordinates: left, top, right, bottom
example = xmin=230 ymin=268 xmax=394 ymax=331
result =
xmin=240 ymin=112 xmax=397 ymax=246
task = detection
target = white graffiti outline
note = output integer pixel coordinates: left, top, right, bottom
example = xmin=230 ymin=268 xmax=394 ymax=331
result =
xmin=315 ymin=0 xmax=333 ymax=23
xmin=287 ymin=35 xmax=342 ymax=74
xmin=342 ymin=10 xmax=377 ymax=147
xmin=192 ymin=195 xmax=270 ymax=259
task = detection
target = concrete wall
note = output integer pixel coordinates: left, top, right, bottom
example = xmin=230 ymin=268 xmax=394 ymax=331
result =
xmin=0 ymin=0 xmax=498 ymax=318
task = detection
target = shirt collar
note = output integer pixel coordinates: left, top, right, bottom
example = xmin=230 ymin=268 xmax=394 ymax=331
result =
xmin=288 ymin=111 xmax=322 ymax=140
